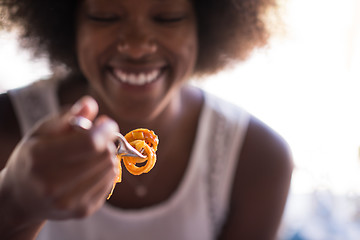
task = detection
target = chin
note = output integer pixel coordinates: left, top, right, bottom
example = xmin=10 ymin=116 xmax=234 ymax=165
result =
xmin=109 ymin=101 xmax=162 ymax=125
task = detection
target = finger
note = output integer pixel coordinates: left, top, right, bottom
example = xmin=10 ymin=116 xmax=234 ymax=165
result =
xmin=37 ymin=142 xmax=116 ymax=189
xmin=73 ymin=172 xmax=115 ymax=218
xmin=32 ymin=96 xmax=99 ymax=137
xmin=53 ymin=152 xmax=117 ymax=215
xmin=69 ymin=96 xmax=98 ymax=120
xmin=80 ymin=159 xmax=118 ymax=207
xmin=31 ymin=116 xmax=119 ymax=165
xmin=55 ymin=144 xmax=117 ymax=193
xmin=90 ymin=116 xmax=119 ymax=152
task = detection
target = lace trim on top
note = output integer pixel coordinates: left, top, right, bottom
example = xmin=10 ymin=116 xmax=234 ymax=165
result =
xmin=204 ymin=94 xmax=250 ymax=237
xmin=8 ymin=79 xmax=60 ymax=135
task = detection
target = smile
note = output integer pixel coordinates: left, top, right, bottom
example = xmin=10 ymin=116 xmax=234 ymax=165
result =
xmin=112 ymin=69 xmax=161 ymax=86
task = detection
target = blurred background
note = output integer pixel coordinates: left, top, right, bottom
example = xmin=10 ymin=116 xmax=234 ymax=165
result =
xmin=1 ymin=0 xmax=360 ymax=239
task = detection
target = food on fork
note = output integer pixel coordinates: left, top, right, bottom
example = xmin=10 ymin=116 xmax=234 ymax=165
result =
xmin=107 ymin=128 xmax=159 ymax=199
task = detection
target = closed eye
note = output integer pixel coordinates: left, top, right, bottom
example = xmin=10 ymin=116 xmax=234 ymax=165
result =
xmin=87 ymin=14 xmax=120 ymax=22
xmin=154 ymin=15 xmax=187 ymax=24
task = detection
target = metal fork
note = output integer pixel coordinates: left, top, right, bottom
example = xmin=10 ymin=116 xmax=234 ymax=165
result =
xmin=69 ymin=116 xmax=146 ymax=158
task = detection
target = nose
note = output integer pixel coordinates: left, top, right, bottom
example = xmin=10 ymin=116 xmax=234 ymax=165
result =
xmin=117 ymin=25 xmax=157 ymax=59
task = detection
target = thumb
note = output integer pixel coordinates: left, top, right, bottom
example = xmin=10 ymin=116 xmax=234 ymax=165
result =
xmin=32 ymin=96 xmax=99 ymax=136
xmin=69 ymin=96 xmax=99 ymax=120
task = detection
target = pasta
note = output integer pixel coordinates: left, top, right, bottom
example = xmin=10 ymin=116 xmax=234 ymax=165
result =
xmin=107 ymin=128 xmax=159 ymax=199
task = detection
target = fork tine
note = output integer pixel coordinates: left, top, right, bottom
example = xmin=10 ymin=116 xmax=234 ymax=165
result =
xmin=113 ymin=132 xmax=146 ymax=158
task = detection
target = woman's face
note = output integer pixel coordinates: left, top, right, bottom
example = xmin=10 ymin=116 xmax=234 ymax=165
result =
xmin=76 ymin=0 xmax=197 ymax=122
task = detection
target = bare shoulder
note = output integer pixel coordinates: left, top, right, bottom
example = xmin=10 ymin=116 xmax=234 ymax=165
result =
xmin=234 ymin=115 xmax=294 ymax=205
xmin=241 ymin=116 xmax=293 ymax=172
xmin=0 ymin=92 xmax=21 ymax=170
xmin=219 ymin=116 xmax=293 ymax=239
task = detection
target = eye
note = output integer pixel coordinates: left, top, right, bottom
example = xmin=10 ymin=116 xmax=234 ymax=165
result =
xmin=87 ymin=14 xmax=120 ymax=23
xmin=154 ymin=14 xmax=187 ymax=23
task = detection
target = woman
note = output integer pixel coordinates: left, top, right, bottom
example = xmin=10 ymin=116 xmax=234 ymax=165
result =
xmin=0 ymin=0 xmax=293 ymax=239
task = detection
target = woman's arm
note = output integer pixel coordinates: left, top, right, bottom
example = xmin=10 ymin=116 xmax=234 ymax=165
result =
xmin=0 ymin=170 xmax=46 ymax=239
xmin=219 ymin=116 xmax=294 ymax=240
xmin=0 ymin=95 xmax=120 ymax=239
xmin=0 ymin=93 xmax=45 ymax=239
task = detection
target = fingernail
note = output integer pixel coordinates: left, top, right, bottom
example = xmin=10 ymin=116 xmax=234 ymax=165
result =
xmin=94 ymin=116 xmax=119 ymax=133
xmin=92 ymin=120 xmax=119 ymax=151
xmin=102 ymin=120 xmax=119 ymax=134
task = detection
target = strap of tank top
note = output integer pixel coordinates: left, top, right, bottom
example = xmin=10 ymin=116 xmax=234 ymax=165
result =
xmin=8 ymin=79 xmax=59 ymax=136
xmin=204 ymin=93 xmax=251 ymax=237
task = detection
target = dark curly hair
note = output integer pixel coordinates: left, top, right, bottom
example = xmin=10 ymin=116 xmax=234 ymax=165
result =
xmin=0 ymin=0 xmax=277 ymax=77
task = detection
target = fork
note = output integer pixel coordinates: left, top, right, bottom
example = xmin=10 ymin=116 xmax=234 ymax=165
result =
xmin=69 ymin=116 xmax=146 ymax=158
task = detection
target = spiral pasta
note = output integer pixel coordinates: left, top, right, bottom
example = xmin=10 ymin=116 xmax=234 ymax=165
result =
xmin=107 ymin=128 xmax=159 ymax=199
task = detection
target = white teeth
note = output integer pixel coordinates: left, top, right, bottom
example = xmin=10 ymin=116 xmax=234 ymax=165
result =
xmin=113 ymin=69 xmax=160 ymax=85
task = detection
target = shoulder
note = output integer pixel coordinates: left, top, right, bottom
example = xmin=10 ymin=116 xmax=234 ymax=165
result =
xmin=202 ymin=92 xmax=293 ymax=172
xmin=219 ymin=115 xmax=293 ymax=239
xmin=0 ymin=92 xmax=21 ymax=169
xmin=241 ymin=116 xmax=293 ymax=172
xmin=235 ymin=115 xmax=293 ymax=197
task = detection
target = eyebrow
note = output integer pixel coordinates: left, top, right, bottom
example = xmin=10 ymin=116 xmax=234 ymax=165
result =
xmin=153 ymin=0 xmax=191 ymax=3
xmin=152 ymin=0 xmax=192 ymax=7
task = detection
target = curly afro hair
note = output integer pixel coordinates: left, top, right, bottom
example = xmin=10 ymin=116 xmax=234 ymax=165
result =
xmin=0 ymin=0 xmax=277 ymax=77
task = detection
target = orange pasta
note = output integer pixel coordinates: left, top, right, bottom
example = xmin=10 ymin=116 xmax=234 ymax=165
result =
xmin=107 ymin=128 xmax=159 ymax=199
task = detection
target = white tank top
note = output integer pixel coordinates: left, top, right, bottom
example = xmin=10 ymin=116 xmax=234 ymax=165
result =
xmin=8 ymin=79 xmax=250 ymax=240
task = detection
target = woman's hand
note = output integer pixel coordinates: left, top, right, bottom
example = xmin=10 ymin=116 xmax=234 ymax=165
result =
xmin=1 ymin=96 xmax=119 ymax=223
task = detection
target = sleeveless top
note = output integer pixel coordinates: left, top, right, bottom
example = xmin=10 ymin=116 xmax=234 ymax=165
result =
xmin=8 ymin=79 xmax=250 ymax=240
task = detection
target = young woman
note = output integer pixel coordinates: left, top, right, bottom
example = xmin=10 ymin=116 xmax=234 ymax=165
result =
xmin=0 ymin=0 xmax=293 ymax=239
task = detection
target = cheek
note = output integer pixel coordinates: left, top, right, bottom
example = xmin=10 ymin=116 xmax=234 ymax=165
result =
xmin=76 ymin=28 xmax=105 ymax=81
xmin=175 ymin=29 xmax=198 ymax=77
xmin=185 ymin=36 xmax=198 ymax=66
xmin=76 ymin=34 xmax=93 ymax=76
xmin=77 ymin=43 xmax=94 ymax=74
xmin=180 ymin=23 xmax=198 ymax=70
